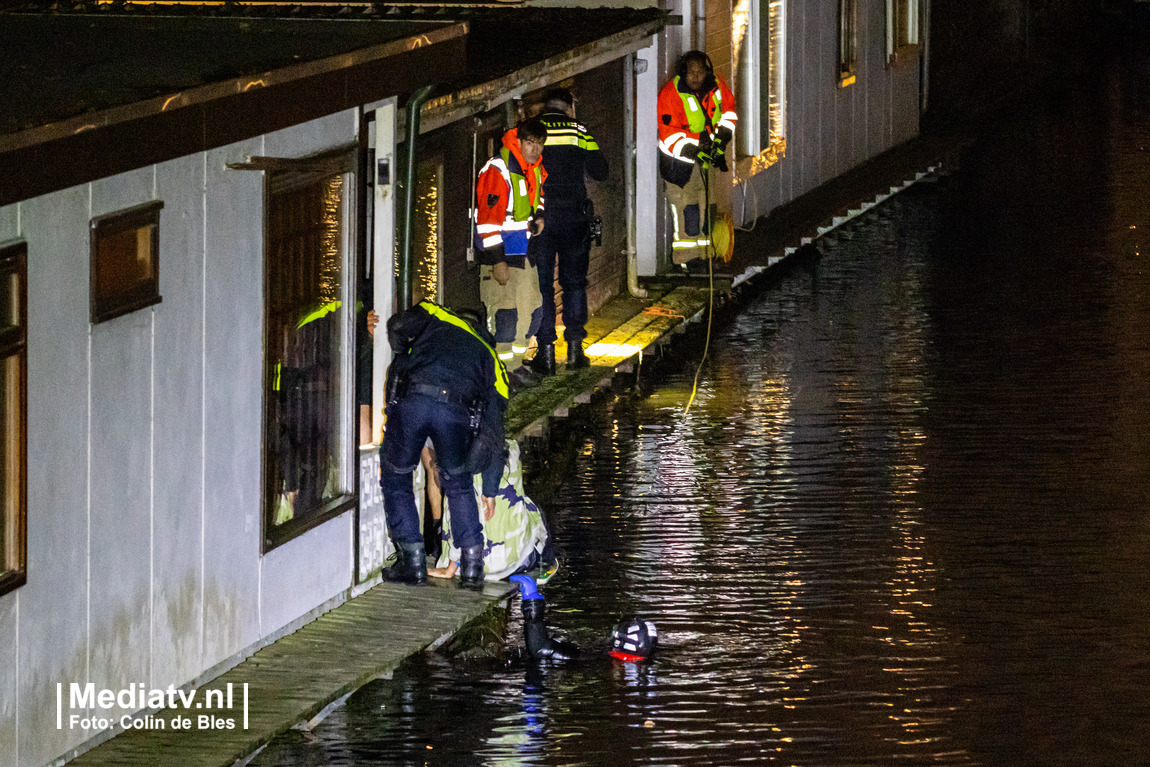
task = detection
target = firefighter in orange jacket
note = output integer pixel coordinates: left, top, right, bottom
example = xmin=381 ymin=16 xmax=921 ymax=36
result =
xmin=474 ymin=117 xmax=548 ymax=371
xmin=657 ymin=51 xmax=737 ymax=268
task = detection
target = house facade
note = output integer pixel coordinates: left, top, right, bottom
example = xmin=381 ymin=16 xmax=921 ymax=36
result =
xmin=0 ymin=2 xmax=928 ymax=764
xmin=0 ymin=8 xmax=666 ymax=765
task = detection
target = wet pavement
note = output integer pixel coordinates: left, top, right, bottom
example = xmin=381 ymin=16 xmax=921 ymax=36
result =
xmin=251 ymin=50 xmax=1150 ymax=767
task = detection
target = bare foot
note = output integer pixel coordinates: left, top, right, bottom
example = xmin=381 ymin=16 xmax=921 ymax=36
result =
xmin=428 ymin=561 xmax=458 ymax=579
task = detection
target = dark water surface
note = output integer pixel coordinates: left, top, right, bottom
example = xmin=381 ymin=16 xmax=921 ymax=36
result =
xmin=255 ymin=60 xmax=1150 ymax=767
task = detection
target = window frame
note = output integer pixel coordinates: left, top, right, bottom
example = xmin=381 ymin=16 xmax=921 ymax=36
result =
xmin=886 ymin=0 xmax=921 ymax=66
xmin=839 ymin=0 xmax=858 ymax=86
xmin=0 ymin=241 xmax=27 ymax=598
xmin=260 ymin=149 xmax=360 ymax=553
xmin=734 ymin=0 xmax=762 ymax=157
xmin=89 ymin=200 xmax=164 ymax=324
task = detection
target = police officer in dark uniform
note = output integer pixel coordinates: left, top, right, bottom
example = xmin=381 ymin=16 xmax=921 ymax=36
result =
xmin=528 ymin=87 xmax=609 ymax=375
xmin=380 ymin=301 xmax=510 ymax=587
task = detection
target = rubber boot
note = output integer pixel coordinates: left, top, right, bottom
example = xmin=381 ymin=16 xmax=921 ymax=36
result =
xmin=527 ymin=343 xmax=556 ymax=377
xmin=522 ymin=598 xmax=580 ymax=661
xmin=567 ymin=343 xmax=590 ymax=370
xmin=459 ymin=544 xmax=485 ymax=589
xmin=382 ymin=541 xmax=427 ymax=585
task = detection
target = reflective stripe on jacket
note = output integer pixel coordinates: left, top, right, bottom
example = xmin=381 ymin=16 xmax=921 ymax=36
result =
xmin=657 ymin=74 xmax=738 ymax=185
xmin=475 ymin=128 xmax=547 ymax=257
xmin=539 ymin=111 xmax=608 ymax=211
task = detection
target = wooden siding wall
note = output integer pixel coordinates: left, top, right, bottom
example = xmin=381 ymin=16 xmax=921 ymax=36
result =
xmin=732 ymin=0 xmax=922 ymax=226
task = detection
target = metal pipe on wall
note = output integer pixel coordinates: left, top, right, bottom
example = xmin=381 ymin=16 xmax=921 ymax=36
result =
xmin=396 ymin=84 xmax=435 ymax=311
xmin=623 ymin=53 xmax=648 ymax=299
xmin=694 ymin=0 xmax=706 ymax=50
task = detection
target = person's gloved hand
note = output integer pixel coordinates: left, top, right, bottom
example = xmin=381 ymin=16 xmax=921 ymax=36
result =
xmin=713 ymin=126 xmax=733 ymax=152
xmin=697 ymin=130 xmax=714 ymax=157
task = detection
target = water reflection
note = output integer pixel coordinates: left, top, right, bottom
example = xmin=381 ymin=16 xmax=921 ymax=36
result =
xmin=254 ymin=52 xmax=1150 ymax=767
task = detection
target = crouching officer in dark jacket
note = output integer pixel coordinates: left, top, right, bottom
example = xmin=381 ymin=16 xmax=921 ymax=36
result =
xmin=381 ymin=301 xmax=510 ymax=587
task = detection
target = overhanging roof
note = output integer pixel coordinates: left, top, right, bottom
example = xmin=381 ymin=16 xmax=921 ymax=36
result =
xmin=0 ymin=5 xmax=669 ymax=206
xmin=420 ymin=7 xmax=667 ymax=133
xmin=0 ymin=14 xmax=466 ymax=147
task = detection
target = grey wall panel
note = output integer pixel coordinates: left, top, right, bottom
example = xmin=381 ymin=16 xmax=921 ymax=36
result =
xmin=0 ymin=595 xmax=14 ymax=767
xmin=88 ymin=309 xmax=153 ymax=722
xmin=259 ymin=512 xmax=352 ymax=635
xmin=87 ymin=171 xmax=156 ymax=724
xmin=264 ymin=109 xmax=357 ymax=160
xmin=0 ymin=204 xmax=15 ymax=241
xmin=202 ymin=138 xmax=264 ymax=669
xmin=836 ymin=81 xmax=857 ymax=181
xmin=867 ymin=1 xmax=893 ymax=161
xmin=19 ymin=185 xmax=92 ymax=766
xmin=152 ymin=153 xmax=206 ymax=690
xmin=891 ymin=62 xmax=921 ymax=146
xmin=816 ymin=2 xmax=836 ymax=188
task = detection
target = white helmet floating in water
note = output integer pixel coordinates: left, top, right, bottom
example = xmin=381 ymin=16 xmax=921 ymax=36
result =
xmin=609 ymin=617 xmax=658 ymax=662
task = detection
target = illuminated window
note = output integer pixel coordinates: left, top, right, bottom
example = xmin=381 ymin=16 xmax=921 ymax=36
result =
xmin=887 ymin=0 xmax=921 ymax=62
xmin=90 ymin=201 xmax=163 ymax=324
xmin=0 ymin=242 xmax=26 ymax=597
xmin=412 ymin=154 xmax=443 ymax=305
xmin=263 ymin=153 xmax=358 ymax=550
xmin=736 ymin=0 xmax=787 ymax=177
xmin=839 ymin=0 xmax=857 ymax=85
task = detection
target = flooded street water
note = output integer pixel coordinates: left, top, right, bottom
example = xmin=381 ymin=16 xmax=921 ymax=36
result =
xmin=254 ymin=53 xmax=1150 ymax=767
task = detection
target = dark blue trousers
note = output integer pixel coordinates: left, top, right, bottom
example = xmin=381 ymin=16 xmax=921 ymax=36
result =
xmin=380 ymin=394 xmax=483 ymax=549
xmin=533 ymin=212 xmax=589 ymax=347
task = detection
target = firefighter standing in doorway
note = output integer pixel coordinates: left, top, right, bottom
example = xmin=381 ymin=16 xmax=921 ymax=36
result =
xmin=657 ymin=51 xmax=738 ymax=270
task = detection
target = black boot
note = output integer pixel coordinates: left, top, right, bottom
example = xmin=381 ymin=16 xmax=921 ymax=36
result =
xmin=522 ymin=598 xmax=580 ymax=661
xmin=382 ymin=541 xmax=427 ymax=585
xmin=459 ymin=544 xmax=485 ymax=589
xmin=567 ymin=343 xmax=590 ymax=370
xmin=527 ymin=343 xmax=556 ymax=377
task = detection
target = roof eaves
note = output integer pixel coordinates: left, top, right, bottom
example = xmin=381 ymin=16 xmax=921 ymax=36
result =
xmin=420 ymin=11 xmax=667 ymax=134
xmin=0 ymin=19 xmax=468 ymax=155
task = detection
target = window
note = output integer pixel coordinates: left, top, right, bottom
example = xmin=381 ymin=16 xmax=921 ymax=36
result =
xmin=90 ymin=201 xmax=163 ymax=324
xmin=737 ymin=0 xmax=787 ymax=177
xmin=887 ymin=0 xmax=921 ymax=63
xmin=263 ymin=153 xmax=358 ymax=550
xmin=0 ymin=242 xmax=26 ymax=597
xmin=733 ymin=0 xmax=761 ymax=157
xmin=412 ymin=154 xmax=443 ymax=306
xmin=839 ymin=0 xmax=858 ymax=86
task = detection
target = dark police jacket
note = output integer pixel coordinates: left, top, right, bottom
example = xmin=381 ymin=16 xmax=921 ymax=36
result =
xmin=538 ymin=110 xmax=608 ymax=213
xmin=385 ymin=301 xmax=509 ymax=495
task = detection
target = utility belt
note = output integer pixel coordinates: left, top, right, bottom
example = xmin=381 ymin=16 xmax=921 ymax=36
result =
xmin=388 ymin=375 xmax=484 ymax=431
xmin=390 ymin=376 xmax=470 ymax=407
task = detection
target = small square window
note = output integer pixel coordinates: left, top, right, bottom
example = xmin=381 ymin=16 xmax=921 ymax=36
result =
xmin=90 ymin=201 xmax=163 ymax=324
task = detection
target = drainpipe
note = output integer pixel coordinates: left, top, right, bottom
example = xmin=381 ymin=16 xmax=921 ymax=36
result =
xmin=397 ymin=84 xmax=435 ymax=311
xmin=694 ymin=0 xmax=706 ymax=51
xmin=623 ymin=53 xmax=647 ymax=299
